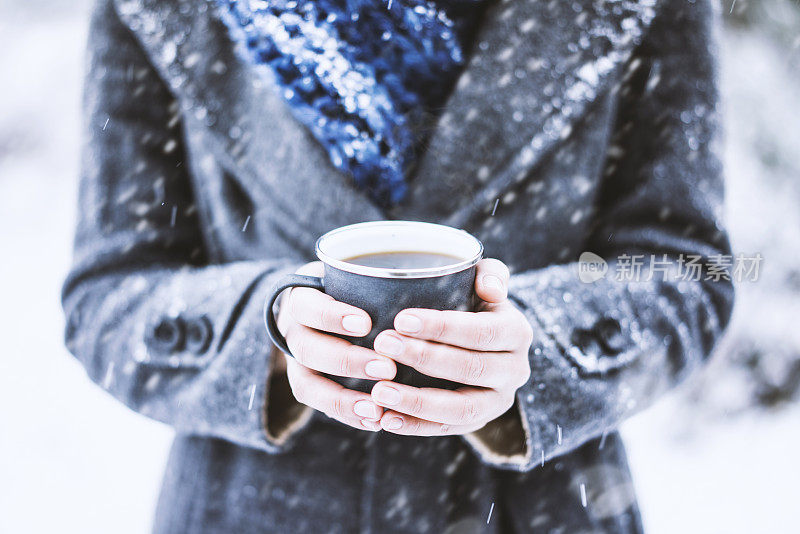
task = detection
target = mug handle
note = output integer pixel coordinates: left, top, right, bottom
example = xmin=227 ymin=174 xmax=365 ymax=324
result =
xmin=264 ymin=274 xmax=325 ymax=358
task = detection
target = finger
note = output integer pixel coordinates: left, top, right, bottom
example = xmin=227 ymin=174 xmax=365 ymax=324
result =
xmin=288 ymin=262 xmax=372 ymax=337
xmin=393 ymin=301 xmax=526 ymax=351
xmin=370 ymin=381 xmax=511 ymax=426
xmin=294 ymin=260 xmax=326 ymax=277
xmin=474 ymin=258 xmax=509 ymax=303
xmin=285 ymin=323 xmax=396 ymax=380
xmin=374 ymin=330 xmax=521 ymax=389
xmin=378 ymin=411 xmax=486 ymax=436
xmin=286 ymin=357 xmax=384 ymax=431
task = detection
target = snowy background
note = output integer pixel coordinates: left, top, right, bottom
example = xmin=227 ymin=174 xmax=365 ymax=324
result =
xmin=0 ymin=1 xmax=798 ymax=533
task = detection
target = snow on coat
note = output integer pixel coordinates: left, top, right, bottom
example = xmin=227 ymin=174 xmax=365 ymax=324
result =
xmin=62 ymin=0 xmax=733 ymax=532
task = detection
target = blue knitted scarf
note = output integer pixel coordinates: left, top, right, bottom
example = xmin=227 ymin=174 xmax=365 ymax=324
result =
xmin=214 ymin=0 xmax=488 ymax=207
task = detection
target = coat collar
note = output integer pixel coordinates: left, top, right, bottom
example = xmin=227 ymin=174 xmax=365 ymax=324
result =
xmin=404 ymin=0 xmax=659 ymax=227
xmin=114 ymin=0 xmax=659 ymax=228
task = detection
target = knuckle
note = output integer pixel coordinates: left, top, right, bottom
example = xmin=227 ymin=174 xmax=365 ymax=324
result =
xmin=413 ymin=340 xmax=433 ymax=369
xmin=432 ymin=313 xmax=447 ymax=341
xmin=336 ymin=354 xmax=351 ymax=378
xmin=475 ymin=323 xmax=497 ymax=349
xmin=338 ymin=344 xmax=358 ymax=377
xmin=320 ymin=305 xmax=340 ymax=331
xmin=284 ymin=323 xmax=300 ymax=352
xmin=521 ymin=319 xmax=534 ymax=347
xmin=405 ymin=418 xmax=422 ymax=434
xmin=458 ymin=396 xmax=479 ymax=424
xmin=290 ymin=331 xmax=310 ymax=367
xmin=330 ymin=395 xmax=347 ymax=420
xmin=287 ymin=291 xmax=301 ymax=321
xmin=460 ymin=354 xmax=486 ymax=383
xmin=408 ymin=392 xmax=425 ymax=417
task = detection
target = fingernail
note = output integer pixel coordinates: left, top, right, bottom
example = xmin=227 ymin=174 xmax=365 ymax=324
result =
xmin=385 ymin=417 xmax=403 ymax=430
xmin=483 ymin=274 xmax=503 ymax=291
xmin=365 ymin=359 xmax=395 ymax=379
xmin=353 ymin=400 xmax=380 ymax=420
xmin=360 ymin=419 xmax=381 ymax=431
xmin=374 ymin=334 xmax=403 ymax=357
xmin=395 ymin=313 xmax=422 ymax=334
xmin=373 ymin=385 xmax=401 ymax=406
xmin=342 ymin=314 xmax=370 ymax=334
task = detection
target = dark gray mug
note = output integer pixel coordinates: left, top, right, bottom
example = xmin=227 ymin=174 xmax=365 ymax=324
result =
xmin=264 ymin=220 xmax=484 ymax=392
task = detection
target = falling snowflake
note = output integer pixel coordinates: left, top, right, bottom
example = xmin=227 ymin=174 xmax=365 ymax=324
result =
xmin=248 ymin=384 xmax=257 ymax=410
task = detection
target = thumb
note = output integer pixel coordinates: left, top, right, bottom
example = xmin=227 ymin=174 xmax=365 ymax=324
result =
xmin=474 ymin=258 xmax=510 ymax=303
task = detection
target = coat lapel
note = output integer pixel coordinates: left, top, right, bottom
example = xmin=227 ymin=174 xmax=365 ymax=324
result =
xmin=403 ymin=0 xmax=659 ymax=227
xmin=114 ymin=0 xmax=387 ymax=248
xmin=114 ymin=0 xmax=660 ymax=231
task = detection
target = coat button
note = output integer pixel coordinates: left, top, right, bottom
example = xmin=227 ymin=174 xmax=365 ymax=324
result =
xmin=593 ymin=317 xmax=626 ymax=354
xmin=185 ymin=315 xmax=213 ymax=354
xmin=148 ymin=317 xmax=185 ymax=353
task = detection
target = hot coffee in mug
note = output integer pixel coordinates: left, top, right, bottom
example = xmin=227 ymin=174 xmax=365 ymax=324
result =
xmin=264 ymin=220 xmax=484 ymax=391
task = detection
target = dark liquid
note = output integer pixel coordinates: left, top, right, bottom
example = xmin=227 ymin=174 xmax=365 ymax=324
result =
xmin=344 ymin=251 xmax=463 ymax=269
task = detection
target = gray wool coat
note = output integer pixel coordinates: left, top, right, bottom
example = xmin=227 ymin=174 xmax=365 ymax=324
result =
xmin=62 ymin=0 xmax=734 ymax=532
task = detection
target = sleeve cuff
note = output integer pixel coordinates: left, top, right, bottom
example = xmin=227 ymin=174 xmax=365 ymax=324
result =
xmin=262 ymin=344 xmax=314 ymax=447
xmin=463 ymin=399 xmax=532 ymax=469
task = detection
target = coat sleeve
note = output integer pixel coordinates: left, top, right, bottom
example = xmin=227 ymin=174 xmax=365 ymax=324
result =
xmin=61 ymin=0 xmax=311 ymax=453
xmin=464 ymin=0 xmax=734 ymax=470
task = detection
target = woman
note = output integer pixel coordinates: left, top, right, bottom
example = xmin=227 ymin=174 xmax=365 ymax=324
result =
xmin=62 ymin=0 xmax=733 ymax=532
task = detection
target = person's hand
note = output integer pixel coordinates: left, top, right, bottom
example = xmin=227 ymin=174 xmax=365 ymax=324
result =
xmin=275 ymin=262 xmax=397 ymax=431
xmin=370 ymin=259 xmax=534 ymax=436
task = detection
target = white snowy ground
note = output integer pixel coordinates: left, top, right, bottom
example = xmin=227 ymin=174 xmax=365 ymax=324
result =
xmin=0 ymin=3 xmax=797 ymax=534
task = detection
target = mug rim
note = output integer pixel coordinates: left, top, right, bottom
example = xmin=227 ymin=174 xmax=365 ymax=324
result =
xmin=314 ymin=220 xmax=483 ymax=279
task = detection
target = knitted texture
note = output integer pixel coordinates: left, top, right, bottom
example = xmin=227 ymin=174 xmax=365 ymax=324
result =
xmin=215 ymin=0 xmax=487 ymax=207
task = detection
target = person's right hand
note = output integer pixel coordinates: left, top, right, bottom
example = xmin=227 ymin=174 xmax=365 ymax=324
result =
xmin=275 ymin=261 xmax=397 ymax=431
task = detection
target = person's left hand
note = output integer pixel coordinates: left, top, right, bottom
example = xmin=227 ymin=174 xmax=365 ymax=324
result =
xmin=370 ymin=258 xmax=534 ymax=436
